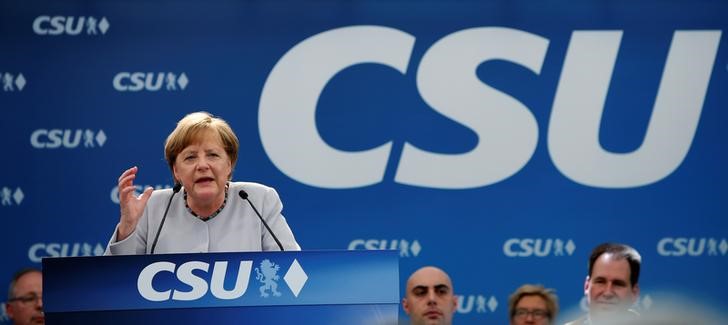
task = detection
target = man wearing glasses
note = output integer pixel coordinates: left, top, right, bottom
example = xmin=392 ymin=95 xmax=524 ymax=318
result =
xmin=5 ymin=268 xmax=44 ymax=324
xmin=402 ymin=266 xmax=458 ymax=325
xmin=508 ymin=284 xmax=559 ymax=325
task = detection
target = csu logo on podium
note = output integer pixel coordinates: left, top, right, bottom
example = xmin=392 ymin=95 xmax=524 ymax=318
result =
xmin=255 ymin=259 xmax=282 ymax=297
xmin=137 ymin=258 xmax=308 ymax=301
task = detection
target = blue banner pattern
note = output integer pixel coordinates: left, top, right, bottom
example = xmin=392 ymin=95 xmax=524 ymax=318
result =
xmin=1 ymin=1 xmax=726 ymax=323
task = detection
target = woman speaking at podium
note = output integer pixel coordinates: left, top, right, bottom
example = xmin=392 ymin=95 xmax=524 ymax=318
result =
xmin=104 ymin=111 xmax=300 ymax=255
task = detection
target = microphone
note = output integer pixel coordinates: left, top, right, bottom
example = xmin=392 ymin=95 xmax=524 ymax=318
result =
xmin=150 ymin=183 xmax=182 ymax=254
xmin=239 ymin=189 xmax=284 ymax=251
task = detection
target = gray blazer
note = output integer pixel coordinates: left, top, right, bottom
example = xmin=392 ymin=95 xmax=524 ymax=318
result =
xmin=105 ymin=182 xmax=300 ymax=255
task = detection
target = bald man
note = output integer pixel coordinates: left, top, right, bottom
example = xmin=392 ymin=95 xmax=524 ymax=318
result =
xmin=402 ymin=266 xmax=458 ymax=325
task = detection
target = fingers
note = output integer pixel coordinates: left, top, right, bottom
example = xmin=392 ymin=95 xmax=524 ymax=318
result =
xmin=118 ymin=166 xmax=141 ymax=203
xmin=119 ymin=186 xmax=152 ymax=229
xmin=117 ymin=167 xmax=152 ymax=240
xmin=119 ymin=184 xmax=136 ymax=195
xmin=119 ymin=185 xmax=153 ymax=203
xmin=119 ymin=174 xmax=136 ymax=191
xmin=118 ymin=167 xmax=138 ymax=192
xmin=118 ymin=166 xmax=138 ymax=183
xmin=139 ymin=186 xmax=153 ymax=204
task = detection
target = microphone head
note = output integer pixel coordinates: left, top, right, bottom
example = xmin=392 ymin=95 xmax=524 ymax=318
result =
xmin=172 ymin=183 xmax=182 ymax=193
xmin=238 ymin=189 xmax=248 ymax=200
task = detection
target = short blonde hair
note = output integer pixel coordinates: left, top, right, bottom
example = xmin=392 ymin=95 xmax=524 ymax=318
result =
xmin=164 ymin=112 xmax=239 ymax=181
xmin=508 ymin=284 xmax=559 ymax=322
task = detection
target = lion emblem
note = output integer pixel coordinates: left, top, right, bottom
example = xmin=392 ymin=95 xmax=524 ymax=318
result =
xmin=255 ymin=259 xmax=281 ymax=297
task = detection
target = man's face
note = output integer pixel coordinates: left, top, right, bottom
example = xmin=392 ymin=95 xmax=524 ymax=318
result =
xmin=511 ymin=295 xmax=551 ymax=325
xmin=402 ymin=267 xmax=457 ymax=325
xmin=585 ymin=253 xmax=639 ymax=318
xmin=6 ymin=271 xmax=44 ymax=325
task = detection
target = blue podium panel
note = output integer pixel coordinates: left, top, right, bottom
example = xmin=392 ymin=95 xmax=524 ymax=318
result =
xmin=44 ymin=304 xmax=398 ymax=325
xmin=42 ymin=250 xmax=399 ymax=324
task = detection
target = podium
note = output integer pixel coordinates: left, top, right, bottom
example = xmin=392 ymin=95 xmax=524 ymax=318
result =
xmin=42 ymin=250 xmax=399 ymax=324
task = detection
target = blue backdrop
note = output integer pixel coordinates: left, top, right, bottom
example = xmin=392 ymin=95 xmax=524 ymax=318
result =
xmin=1 ymin=0 xmax=726 ymax=324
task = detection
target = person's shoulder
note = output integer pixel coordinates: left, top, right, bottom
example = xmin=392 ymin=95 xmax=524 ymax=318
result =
xmin=152 ymin=187 xmax=175 ymax=196
xmin=148 ymin=187 xmax=175 ymax=202
xmin=229 ymin=181 xmax=276 ymax=195
xmin=563 ymin=316 xmax=588 ymax=325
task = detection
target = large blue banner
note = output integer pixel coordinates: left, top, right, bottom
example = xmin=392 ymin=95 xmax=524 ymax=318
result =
xmin=1 ymin=0 xmax=726 ymax=324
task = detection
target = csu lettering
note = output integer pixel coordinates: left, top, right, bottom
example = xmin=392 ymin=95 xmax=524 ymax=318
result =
xmin=657 ymin=237 xmax=725 ymax=256
xmin=113 ymin=72 xmax=189 ymax=92
xmin=259 ymin=26 xmax=721 ymax=190
xmin=32 ymin=16 xmax=109 ymax=35
xmin=30 ymin=129 xmax=106 ymax=149
xmin=28 ymin=243 xmax=105 ymax=263
xmin=137 ymin=261 xmax=253 ymax=301
xmin=348 ymin=239 xmax=422 ymax=257
xmin=503 ymin=238 xmax=575 ymax=257
xmin=348 ymin=239 xmax=400 ymax=250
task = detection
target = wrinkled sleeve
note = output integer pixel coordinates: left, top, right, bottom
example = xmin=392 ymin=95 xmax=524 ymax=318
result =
xmin=104 ymin=208 xmax=149 ymax=255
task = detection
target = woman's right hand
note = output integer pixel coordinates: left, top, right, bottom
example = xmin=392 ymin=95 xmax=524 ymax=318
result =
xmin=116 ymin=166 xmax=153 ymax=241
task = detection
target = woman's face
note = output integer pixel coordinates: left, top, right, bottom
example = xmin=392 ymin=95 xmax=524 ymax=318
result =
xmin=173 ymin=130 xmax=232 ymax=206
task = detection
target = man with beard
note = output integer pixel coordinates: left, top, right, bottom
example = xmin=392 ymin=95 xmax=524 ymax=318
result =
xmin=402 ymin=266 xmax=458 ymax=325
xmin=5 ymin=268 xmax=44 ymax=325
xmin=565 ymin=243 xmax=641 ymax=325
